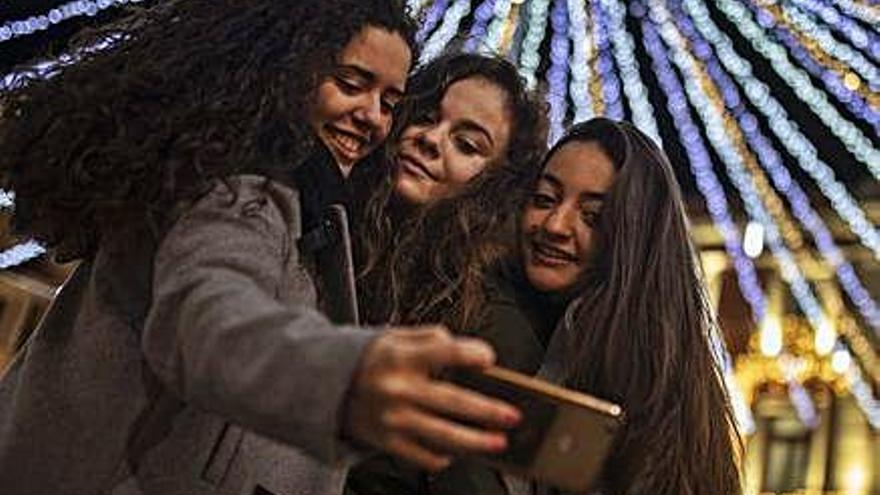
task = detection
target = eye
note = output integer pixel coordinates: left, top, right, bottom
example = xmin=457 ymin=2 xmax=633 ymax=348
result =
xmin=530 ymin=192 xmax=556 ymax=208
xmin=581 ymin=210 xmax=600 ymax=227
xmin=334 ymin=75 xmax=364 ymax=94
xmin=454 ymin=136 xmax=479 ymax=155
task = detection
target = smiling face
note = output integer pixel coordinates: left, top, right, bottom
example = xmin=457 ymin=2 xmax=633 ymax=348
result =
xmin=393 ymin=77 xmax=512 ymax=204
xmin=309 ymin=26 xmax=411 ymax=175
xmin=520 ymin=140 xmax=617 ymax=293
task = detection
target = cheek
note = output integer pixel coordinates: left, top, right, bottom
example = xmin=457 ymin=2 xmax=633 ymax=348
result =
xmin=446 ymin=156 xmax=487 ymax=185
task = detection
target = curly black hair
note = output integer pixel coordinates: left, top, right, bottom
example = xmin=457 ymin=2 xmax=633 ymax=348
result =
xmin=358 ymin=52 xmax=548 ymax=332
xmin=0 ymin=0 xmax=417 ymax=260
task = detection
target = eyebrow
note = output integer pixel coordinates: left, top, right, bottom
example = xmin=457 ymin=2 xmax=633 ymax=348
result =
xmin=540 ymin=171 xmax=606 ymax=202
xmin=338 ymin=63 xmax=405 ymax=98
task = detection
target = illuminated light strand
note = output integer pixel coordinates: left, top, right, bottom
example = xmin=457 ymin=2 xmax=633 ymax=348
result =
xmin=518 ymin=0 xmax=551 ymax=89
xmin=498 ymin=1 xmax=522 ymax=55
xmin=844 ymin=356 xmax=880 ymax=428
xmin=0 ymin=189 xmax=14 ymax=210
xmin=832 ymin=0 xmax=880 ymax=26
xmin=419 ymin=0 xmax=472 ymax=64
xmin=590 ymin=0 xmax=625 ymax=119
xmin=683 ymin=0 xmax=880 ymax=256
xmin=776 ymin=0 xmax=880 ymax=92
xmin=0 ymin=240 xmax=46 ymax=269
xmin=546 ymin=0 xmax=570 ymax=144
xmin=649 ymin=0 xmax=832 ymax=428
xmin=567 ymin=0 xmax=595 ymax=122
xmin=641 ymin=15 xmax=762 ymax=433
xmin=791 ymin=0 xmax=880 ymax=63
xmin=789 ymin=379 xmax=822 ymax=428
xmin=480 ymin=0 xmax=514 ymax=54
xmin=0 ymin=0 xmax=141 ymax=44
xmin=708 ymin=0 xmax=880 ymax=180
xmin=463 ymin=0 xmax=496 ymax=52
xmin=651 ymin=0 xmax=880 ymax=427
xmin=670 ymin=0 xmax=880 ymax=332
xmin=416 ymin=0 xmax=450 ymax=45
xmin=758 ymin=12 xmax=880 ymax=134
xmin=588 ymin=11 xmax=607 ymax=116
xmin=600 ymin=0 xmax=662 ymax=145
xmin=639 ymin=13 xmax=768 ymax=323
xmin=407 ymin=0 xmax=428 ymax=17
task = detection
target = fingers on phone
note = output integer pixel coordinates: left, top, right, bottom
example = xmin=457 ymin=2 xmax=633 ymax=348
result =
xmin=390 ymin=407 xmax=508 ymax=457
xmin=410 ymin=381 xmax=522 ymax=428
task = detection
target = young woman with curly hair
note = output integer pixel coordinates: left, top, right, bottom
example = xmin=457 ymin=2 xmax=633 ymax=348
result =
xmin=0 ymin=3 xmax=522 ymax=494
xmin=348 ymin=52 xmax=551 ymax=495
xmin=505 ymin=118 xmax=742 ymax=495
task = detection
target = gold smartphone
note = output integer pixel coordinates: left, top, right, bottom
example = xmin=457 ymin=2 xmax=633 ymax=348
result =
xmin=451 ymin=366 xmax=624 ymax=493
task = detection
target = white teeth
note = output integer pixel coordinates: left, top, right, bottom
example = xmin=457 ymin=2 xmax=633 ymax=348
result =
xmin=332 ymin=129 xmax=364 ymax=155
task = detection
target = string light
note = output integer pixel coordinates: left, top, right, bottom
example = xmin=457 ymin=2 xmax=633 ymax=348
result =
xmin=652 ymin=0 xmax=880 ymax=428
xmin=790 ymin=0 xmax=880 ymax=63
xmin=0 ymin=190 xmax=14 ymax=210
xmin=546 ymin=0 xmax=570 ymax=144
xmin=708 ymin=0 xmax=880 ymax=180
xmin=517 ymin=0 xmax=551 ymax=89
xmin=463 ymin=0 xmax=496 ymax=53
xmin=419 ymin=0 xmax=472 ymax=64
xmin=683 ymin=0 xmax=880 ymax=258
xmin=567 ymin=0 xmax=594 ymax=123
xmin=600 ymin=0 xmax=663 ymax=145
xmin=0 ymin=241 xmax=46 ymax=269
xmin=590 ymin=0 xmax=625 ymax=119
xmin=832 ymin=0 xmax=880 ymax=26
xmin=671 ymin=0 xmax=880 ymax=333
xmin=416 ymin=0 xmax=451 ymax=45
xmin=480 ymin=0 xmax=514 ymax=54
xmin=0 ymin=0 xmax=141 ymax=44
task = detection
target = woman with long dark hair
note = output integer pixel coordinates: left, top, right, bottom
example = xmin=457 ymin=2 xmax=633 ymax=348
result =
xmin=0 ymin=3 xmax=521 ymax=494
xmin=509 ymin=117 xmax=742 ymax=494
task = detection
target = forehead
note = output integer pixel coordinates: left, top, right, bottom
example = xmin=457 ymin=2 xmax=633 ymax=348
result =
xmin=543 ymin=141 xmax=616 ymax=194
xmin=441 ymin=78 xmax=511 ymax=139
xmin=337 ymin=26 xmax=411 ymax=90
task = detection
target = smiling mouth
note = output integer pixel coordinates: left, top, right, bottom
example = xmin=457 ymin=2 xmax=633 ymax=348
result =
xmin=326 ymin=126 xmax=368 ymax=158
xmin=398 ymin=153 xmax=438 ymax=180
xmin=530 ymin=240 xmax=578 ymax=266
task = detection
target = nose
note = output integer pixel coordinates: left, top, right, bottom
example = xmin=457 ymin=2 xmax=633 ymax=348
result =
xmin=412 ymin=123 xmax=441 ymax=160
xmin=541 ymin=206 xmax=575 ymax=239
xmin=352 ymin=92 xmax=385 ymax=135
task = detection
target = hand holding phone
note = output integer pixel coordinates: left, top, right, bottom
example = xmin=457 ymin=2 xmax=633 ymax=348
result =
xmin=450 ymin=366 xmax=623 ymax=493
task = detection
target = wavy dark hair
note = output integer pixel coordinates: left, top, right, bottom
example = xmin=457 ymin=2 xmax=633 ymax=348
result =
xmin=544 ymin=118 xmax=742 ymax=494
xmin=358 ymin=52 xmax=547 ymax=332
xmin=0 ymin=0 xmax=417 ymax=260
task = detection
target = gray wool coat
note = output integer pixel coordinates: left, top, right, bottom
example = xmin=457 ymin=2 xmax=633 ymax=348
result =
xmin=0 ymin=175 xmax=374 ymax=495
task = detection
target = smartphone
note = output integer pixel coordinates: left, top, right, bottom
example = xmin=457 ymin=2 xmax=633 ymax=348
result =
xmin=450 ymin=366 xmax=623 ymax=493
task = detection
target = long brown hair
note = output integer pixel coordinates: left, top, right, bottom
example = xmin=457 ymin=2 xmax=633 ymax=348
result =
xmin=358 ymin=53 xmax=547 ymax=332
xmin=0 ymin=0 xmax=416 ymax=260
xmin=549 ymin=118 xmax=742 ymax=494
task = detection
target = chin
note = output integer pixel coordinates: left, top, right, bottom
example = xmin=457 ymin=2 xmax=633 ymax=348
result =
xmin=393 ymin=175 xmax=431 ymax=205
xmin=524 ymin=265 xmax=573 ymax=294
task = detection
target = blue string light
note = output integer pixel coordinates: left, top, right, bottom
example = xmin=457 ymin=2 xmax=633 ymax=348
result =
xmin=832 ymin=0 xmax=880 ymax=26
xmin=0 ymin=240 xmax=46 ymax=269
xmin=567 ymin=0 xmax=595 ymax=123
xmin=707 ymin=0 xmax=880 ymax=180
xmin=480 ymin=0 xmax=513 ymax=54
xmin=419 ymin=0 xmax=472 ymax=64
xmin=416 ymin=0 xmax=451 ymax=45
xmin=517 ymin=0 xmax=551 ymax=89
xmin=791 ymin=0 xmax=880 ymax=63
xmin=682 ymin=0 xmax=880 ymax=258
xmin=669 ymin=0 xmax=880 ymax=333
xmin=590 ymin=0 xmax=625 ymax=119
xmin=600 ymin=0 xmax=662 ymax=145
xmin=0 ymin=0 xmax=141 ymax=44
xmin=463 ymin=0 xmax=496 ymax=53
xmin=546 ymin=0 xmax=570 ymax=144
